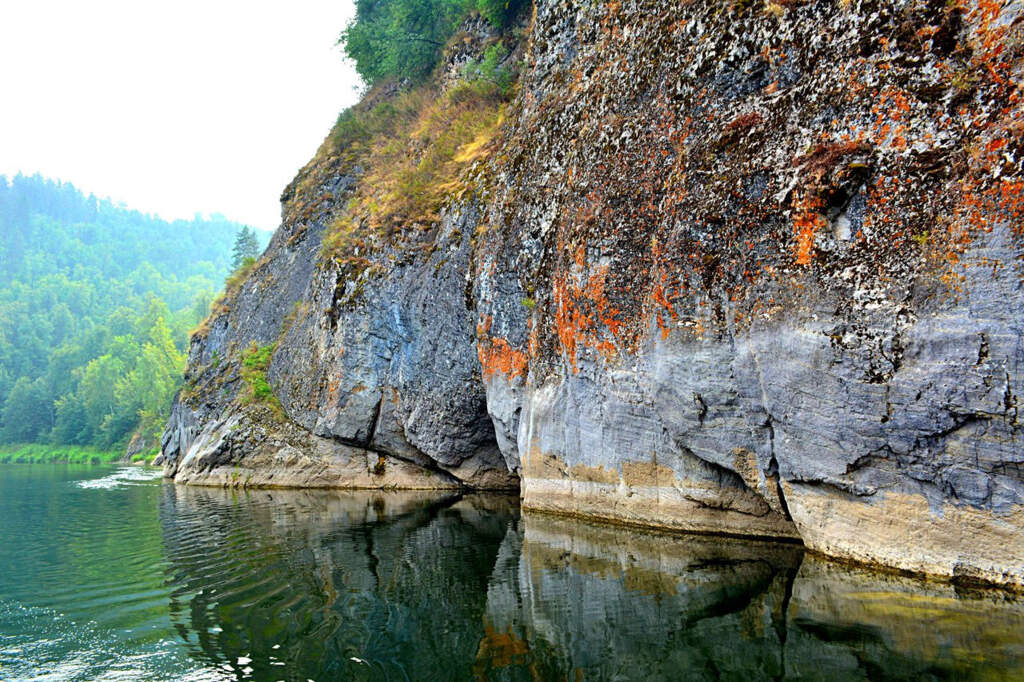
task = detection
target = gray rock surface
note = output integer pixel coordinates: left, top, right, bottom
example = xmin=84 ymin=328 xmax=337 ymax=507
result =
xmin=160 ymin=167 xmax=515 ymax=490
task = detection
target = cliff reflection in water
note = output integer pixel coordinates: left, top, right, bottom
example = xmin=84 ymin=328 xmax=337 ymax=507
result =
xmin=159 ymin=486 xmax=1024 ymax=681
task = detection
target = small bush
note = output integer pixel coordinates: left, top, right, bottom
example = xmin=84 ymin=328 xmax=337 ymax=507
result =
xmin=224 ymin=257 xmax=257 ymax=291
xmin=332 ymin=109 xmax=372 ymax=149
xmin=332 ymin=97 xmax=421 ymax=151
xmin=461 ymin=44 xmax=516 ymax=99
xmin=240 ymin=342 xmax=282 ymax=411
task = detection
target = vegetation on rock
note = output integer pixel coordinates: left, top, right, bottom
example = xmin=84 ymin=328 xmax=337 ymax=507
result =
xmin=321 ymin=25 xmax=519 ymax=271
xmin=341 ymin=0 xmax=525 ymax=84
xmin=240 ymin=342 xmax=282 ymax=416
xmin=0 ymin=443 xmax=123 ymax=464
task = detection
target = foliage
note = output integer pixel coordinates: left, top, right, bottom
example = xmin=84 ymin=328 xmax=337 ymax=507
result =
xmin=111 ymin=314 xmax=185 ymax=442
xmin=240 ymin=343 xmax=280 ymax=407
xmin=462 ymin=44 xmax=516 ymax=99
xmin=340 ymin=0 xmax=524 ymax=84
xmin=0 ymin=174 xmax=249 ymax=449
xmin=476 ymin=0 xmax=526 ymax=28
xmin=0 ymin=377 xmax=51 ymax=443
xmin=0 ymin=443 xmax=121 ymax=464
xmin=230 ymin=227 xmax=261 ymax=271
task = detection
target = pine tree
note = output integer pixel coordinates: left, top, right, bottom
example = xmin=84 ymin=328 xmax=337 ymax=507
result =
xmin=230 ymin=227 xmax=260 ymax=271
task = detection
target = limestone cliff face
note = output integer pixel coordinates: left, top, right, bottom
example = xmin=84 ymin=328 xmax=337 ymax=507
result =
xmin=162 ymin=1 xmax=1024 ymax=587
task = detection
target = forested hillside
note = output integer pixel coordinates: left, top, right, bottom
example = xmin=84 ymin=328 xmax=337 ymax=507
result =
xmin=0 ymin=174 xmax=260 ymax=456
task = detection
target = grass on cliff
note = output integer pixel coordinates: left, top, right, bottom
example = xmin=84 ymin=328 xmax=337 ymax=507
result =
xmin=240 ymin=342 xmax=285 ymax=419
xmin=0 ymin=444 xmax=123 ymax=464
xmin=323 ymin=67 xmax=512 ymax=264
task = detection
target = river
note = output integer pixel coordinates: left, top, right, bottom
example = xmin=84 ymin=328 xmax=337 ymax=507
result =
xmin=1 ymin=464 xmax=1022 ymax=680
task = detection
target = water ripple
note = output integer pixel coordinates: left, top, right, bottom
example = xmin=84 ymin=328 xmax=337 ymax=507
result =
xmin=76 ymin=466 xmax=164 ymax=490
xmin=3 ymin=465 xmax=1024 ymax=681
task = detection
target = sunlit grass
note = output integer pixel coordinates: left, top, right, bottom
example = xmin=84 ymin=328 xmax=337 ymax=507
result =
xmin=322 ymin=77 xmax=511 ymax=262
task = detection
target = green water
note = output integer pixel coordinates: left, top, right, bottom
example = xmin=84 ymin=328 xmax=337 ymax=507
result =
xmin=1 ymin=465 xmax=1023 ymax=681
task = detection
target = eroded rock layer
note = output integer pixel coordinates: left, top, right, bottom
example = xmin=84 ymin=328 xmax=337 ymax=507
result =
xmin=162 ymin=0 xmax=1024 ymax=586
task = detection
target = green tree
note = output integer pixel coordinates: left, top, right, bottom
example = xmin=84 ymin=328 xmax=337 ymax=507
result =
xmin=77 ymin=355 xmax=125 ymax=446
xmin=340 ymin=0 xmax=524 ymax=85
xmin=189 ymin=289 xmax=215 ymax=324
xmin=230 ymin=227 xmax=260 ymax=271
xmin=111 ymin=315 xmax=185 ymax=442
xmin=0 ymin=377 xmax=52 ymax=442
xmin=53 ymin=395 xmax=89 ymax=445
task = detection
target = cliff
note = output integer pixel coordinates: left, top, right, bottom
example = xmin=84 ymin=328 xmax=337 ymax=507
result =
xmin=160 ymin=0 xmax=1024 ymax=588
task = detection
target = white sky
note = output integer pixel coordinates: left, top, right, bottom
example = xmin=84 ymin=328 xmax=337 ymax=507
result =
xmin=0 ymin=0 xmax=361 ymax=231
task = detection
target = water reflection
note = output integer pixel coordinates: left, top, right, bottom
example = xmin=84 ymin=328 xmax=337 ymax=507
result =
xmin=485 ymin=516 xmax=802 ymax=681
xmin=159 ymin=485 xmax=516 ymax=680
xmin=159 ymin=486 xmax=1024 ymax=681
xmin=785 ymin=558 xmax=1024 ymax=680
xmin=499 ymin=515 xmax=1024 ymax=680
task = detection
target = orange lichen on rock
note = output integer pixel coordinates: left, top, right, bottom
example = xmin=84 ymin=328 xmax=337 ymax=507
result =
xmin=552 ymin=265 xmax=624 ymax=371
xmin=476 ymin=314 xmax=528 ymax=381
xmin=650 ymin=281 xmax=677 ymax=339
xmin=478 ymin=336 xmax=529 ymax=381
xmin=793 ymin=192 xmax=826 ymax=265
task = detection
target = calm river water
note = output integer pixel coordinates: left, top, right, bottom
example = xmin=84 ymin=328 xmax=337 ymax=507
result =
xmin=1 ymin=464 xmax=1023 ymax=681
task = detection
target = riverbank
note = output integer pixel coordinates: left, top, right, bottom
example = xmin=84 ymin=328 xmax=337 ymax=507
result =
xmin=0 ymin=444 xmax=124 ymax=464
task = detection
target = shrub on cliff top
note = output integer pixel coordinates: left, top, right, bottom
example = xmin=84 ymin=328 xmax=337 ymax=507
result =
xmin=341 ymin=0 xmax=524 ymax=84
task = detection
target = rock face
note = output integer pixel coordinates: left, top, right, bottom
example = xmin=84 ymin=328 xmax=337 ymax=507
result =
xmin=163 ymin=1 xmax=1024 ymax=586
xmin=160 ymin=187 xmax=515 ymax=490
